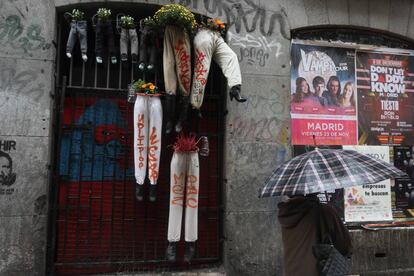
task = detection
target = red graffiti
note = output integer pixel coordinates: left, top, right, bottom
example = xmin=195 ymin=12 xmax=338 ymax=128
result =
xmin=186 ymin=175 xmax=198 ymax=208
xmin=148 ymin=126 xmax=159 ymax=183
xmin=194 ymin=49 xmax=208 ymax=86
xmin=136 ymin=114 xmax=145 ymax=169
xmin=171 ymin=173 xmax=185 ymax=206
xmin=175 ymin=39 xmax=191 ymax=93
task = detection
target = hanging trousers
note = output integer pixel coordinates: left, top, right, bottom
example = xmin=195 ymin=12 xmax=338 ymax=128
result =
xmin=120 ymin=28 xmax=138 ymax=57
xmin=191 ymin=28 xmax=242 ymax=109
xmin=139 ymin=26 xmax=157 ymax=67
xmin=163 ymin=25 xmax=192 ymax=96
xmin=167 ymin=151 xmax=199 ymax=242
xmin=95 ymin=19 xmax=116 ymax=58
xmin=66 ymin=20 xmax=87 ymax=55
xmin=133 ymin=95 xmax=163 ymax=185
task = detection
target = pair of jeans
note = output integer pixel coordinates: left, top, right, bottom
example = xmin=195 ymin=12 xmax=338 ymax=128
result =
xmin=167 ymin=151 xmax=199 ymax=242
xmin=120 ymin=28 xmax=138 ymax=57
xmin=191 ymin=28 xmax=242 ymax=109
xmin=133 ymin=95 xmax=163 ymax=185
xmin=66 ymin=20 xmax=87 ymax=55
xmin=95 ymin=19 xmax=116 ymax=58
xmin=163 ymin=25 xmax=191 ymax=96
xmin=139 ymin=26 xmax=158 ymax=67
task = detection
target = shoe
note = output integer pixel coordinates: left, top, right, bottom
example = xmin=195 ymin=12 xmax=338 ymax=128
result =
xmin=166 ymin=242 xmax=178 ymax=262
xmin=164 ymin=94 xmax=176 ymax=134
xmin=199 ymin=136 xmax=209 ymax=157
xmin=66 ymin=52 xmax=72 ymax=58
xmin=131 ymin=54 xmax=138 ymax=63
xmin=111 ymin=56 xmax=117 ymax=64
xmin=229 ymin=84 xmax=247 ymax=102
xmin=136 ymin=184 xmax=144 ymax=201
xmin=175 ymin=96 xmax=190 ymax=133
xmin=121 ymin=53 xmax=128 ymax=62
xmin=138 ymin=62 xmax=145 ymax=71
xmin=184 ymin=242 xmax=196 ymax=263
xmin=149 ymin=185 xmax=157 ymax=202
xmin=147 ymin=64 xmax=154 ymax=70
xmin=81 ymin=54 xmax=88 ymax=62
xmin=96 ymin=56 xmax=103 ymax=64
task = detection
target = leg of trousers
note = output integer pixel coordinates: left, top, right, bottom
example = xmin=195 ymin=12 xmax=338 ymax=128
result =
xmin=120 ymin=28 xmax=128 ymax=56
xmin=138 ymin=28 xmax=149 ymax=65
xmin=163 ymin=25 xmax=191 ymax=96
xmin=168 ymin=152 xmax=199 ymax=242
xmin=129 ymin=29 xmax=138 ymax=56
xmin=66 ymin=22 xmax=77 ymax=54
xmin=95 ymin=20 xmax=104 ymax=58
xmin=105 ymin=21 xmax=116 ymax=57
xmin=190 ymin=29 xmax=214 ymax=109
xmin=77 ymin=21 xmax=88 ymax=54
xmin=134 ymin=96 xmax=163 ymax=185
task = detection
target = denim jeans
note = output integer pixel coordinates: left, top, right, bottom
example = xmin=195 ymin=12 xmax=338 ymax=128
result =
xmin=120 ymin=28 xmax=138 ymax=56
xmin=66 ymin=20 xmax=87 ymax=54
xmin=139 ymin=26 xmax=158 ymax=68
xmin=95 ymin=19 xmax=116 ymax=58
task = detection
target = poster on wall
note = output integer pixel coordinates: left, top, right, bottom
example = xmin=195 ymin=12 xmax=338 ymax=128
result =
xmin=343 ymin=145 xmax=393 ymax=222
xmin=290 ymin=42 xmax=357 ymax=145
xmin=356 ymin=51 xmax=414 ymax=145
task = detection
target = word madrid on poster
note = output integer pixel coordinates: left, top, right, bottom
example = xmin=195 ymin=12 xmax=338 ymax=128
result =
xmin=290 ymin=41 xmax=357 ymax=145
xmin=343 ymin=146 xmax=393 ymax=222
xmin=357 ymin=51 xmax=414 ymax=145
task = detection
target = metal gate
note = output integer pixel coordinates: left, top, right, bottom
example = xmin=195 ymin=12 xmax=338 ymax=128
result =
xmin=48 ymin=5 xmax=225 ymax=275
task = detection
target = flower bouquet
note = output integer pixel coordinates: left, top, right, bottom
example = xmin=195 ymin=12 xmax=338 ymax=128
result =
xmin=97 ymin=8 xmax=111 ymax=21
xmin=72 ymin=9 xmax=85 ymax=21
xmin=154 ymin=4 xmax=196 ymax=32
xmin=132 ymin=79 xmax=159 ymax=94
xmin=202 ymin=18 xmax=226 ymax=36
xmin=120 ymin=15 xmax=136 ymax=29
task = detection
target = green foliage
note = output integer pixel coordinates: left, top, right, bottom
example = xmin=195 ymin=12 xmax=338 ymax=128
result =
xmin=120 ymin=15 xmax=135 ymax=28
xmin=97 ymin=8 xmax=111 ymax=20
xmin=154 ymin=4 xmax=196 ymax=32
xmin=132 ymin=79 xmax=158 ymax=94
xmin=72 ymin=9 xmax=85 ymax=21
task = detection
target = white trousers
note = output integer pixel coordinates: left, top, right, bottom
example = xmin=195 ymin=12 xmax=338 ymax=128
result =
xmin=191 ymin=28 xmax=242 ymax=109
xmin=167 ymin=151 xmax=199 ymax=242
xmin=163 ymin=25 xmax=192 ymax=96
xmin=133 ymin=95 xmax=163 ymax=185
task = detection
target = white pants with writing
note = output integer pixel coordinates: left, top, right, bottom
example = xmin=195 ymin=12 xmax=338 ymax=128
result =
xmin=163 ymin=25 xmax=192 ymax=96
xmin=133 ymin=94 xmax=162 ymax=185
xmin=167 ymin=151 xmax=199 ymax=242
xmin=191 ymin=28 xmax=242 ymax=109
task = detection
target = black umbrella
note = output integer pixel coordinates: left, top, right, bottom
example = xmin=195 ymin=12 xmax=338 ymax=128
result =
xmin=259 ymin=148 xmax=407 ymax=197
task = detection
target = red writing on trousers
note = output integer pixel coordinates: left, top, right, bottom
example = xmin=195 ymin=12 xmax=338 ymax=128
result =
xmin=186 ymin=175 xmax=198 ymax=208
xmin=148 ymin=126 xmax=159 ymax=182
xmin=175 ymin=39 xmax=191 ymax=92
xmin=172 ymin=173 xmax=185 ymax=206
xmin=137 ymin=114 xmax=145 ymax=169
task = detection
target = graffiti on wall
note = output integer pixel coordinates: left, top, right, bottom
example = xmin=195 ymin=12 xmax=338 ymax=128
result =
xmin=0 ymin=15 xmax=51 ymax=56
xmin=0 ymin=140 xmax=17 ymax=195
xmin=170 ymin=0 xmax=290 ymax=38
xmin=0 ymin=66 xmax=44 ymax=105
xmin=227 ymin=31 xmax=283 ymax=67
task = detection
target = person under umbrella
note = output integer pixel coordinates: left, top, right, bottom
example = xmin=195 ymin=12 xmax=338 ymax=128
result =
xmin=260 ymin=147 xmax=407 ymax=276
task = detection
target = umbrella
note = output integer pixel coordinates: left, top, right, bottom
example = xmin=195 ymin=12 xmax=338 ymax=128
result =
xmin=259 ymin=148 xmax=407 ymax=198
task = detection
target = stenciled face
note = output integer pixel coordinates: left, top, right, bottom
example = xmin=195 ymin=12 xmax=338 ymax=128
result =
xmin=0 ymin=156 xmax=11 ymax=184
xmin=299 ymin=80 xmax=309 ymax=94
xmin=314 ymin=83 xmax=325 ymax=96
xmin=344 ymin=84 xmax=353 ymax=100
xmin=329 ymin=80 xmax=340 ymax=95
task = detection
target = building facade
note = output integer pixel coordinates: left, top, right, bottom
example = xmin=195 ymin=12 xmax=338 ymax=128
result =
xmin=1 ymin=0 xmax=414 ymax=275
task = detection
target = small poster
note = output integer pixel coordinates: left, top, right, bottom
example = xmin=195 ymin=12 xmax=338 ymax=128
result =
xmin=356 ymin=51 xmax=414 ymax=145
xmin=343 ymin=145 xmax=393 ymax=222
xmin=290 ymin=42 xmax=357 ymax=145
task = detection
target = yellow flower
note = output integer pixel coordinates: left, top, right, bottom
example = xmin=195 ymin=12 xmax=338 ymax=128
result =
xmin=141 ymin=84 xmax=147 ymax=88
xmin=149 ymin=85 xmax=155 ymax=90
